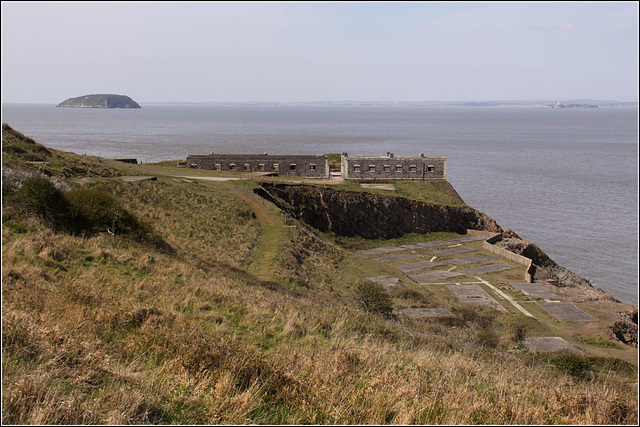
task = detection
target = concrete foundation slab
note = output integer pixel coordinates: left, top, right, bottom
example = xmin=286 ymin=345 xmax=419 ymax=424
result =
xmin=459 ymin=263 xmax=514 ymax=275
xmin=401 ymin=241 xmax=445 ymax=250
xmin=396 ymin=261 xmax=449 ymax=273
xmin=409 ymin=270 xmax=463 ymax=283
xmin=537 ymin=302 xmax=595 ymax=322
xmin=523 ymin=337 xmax=584 ymax=354
xmin=358 ymin=246 xmax=406 ymax=255
xmin=395 ymin=307 xmax=453 ymax=318
xmin=446 ymin=284 xmax=508 ymax=312
xmin=365 ymin=277 xmax=400 ymax=289
xmin=429 ymin=247 xmax=477 ymax=256
xmin=445 ymin=255 xmax=495 ymax=265
xmin=512 ymin=282 xmax=558 ymax=299
xmin=375 ymin=254 xmax=421 ymax=263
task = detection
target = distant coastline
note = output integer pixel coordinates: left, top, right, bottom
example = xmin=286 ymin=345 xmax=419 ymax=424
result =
xmin=139 ymin=99 xmax=637 ymax=108
xmin=3 ymin=99 xmax=636 ymax=108
xmin=541 ymin=102 xmax=598 ymax=109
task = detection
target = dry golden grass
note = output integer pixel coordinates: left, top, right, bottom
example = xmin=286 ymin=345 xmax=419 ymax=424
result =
xmin=4 ymin=207 xmax=637 ymax=424
xmin=2 ymin=129 xmax=638 ymax=424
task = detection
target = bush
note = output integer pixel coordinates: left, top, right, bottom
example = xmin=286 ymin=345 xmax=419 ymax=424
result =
xmin=476 ymin=327 xmax=499 ymax=348
xmin=17 ymin=177 xmax=73 ymax=230
xmin=550 ymin=352 xmax=593 ymax=379
xmin=15 ymin=179 xmax=171 ymax=251
xmin=66 ymin=188 xmax=145 ymax=236
xmin=504 ymin=317 xmax=529 ymax=343
xmin=355 ymin=280 xmax=394 ymax=318
xmin=454 ymin=306 xmax=497 ymax=329
xmin=390 ymin=288 xmax=432 ymax=306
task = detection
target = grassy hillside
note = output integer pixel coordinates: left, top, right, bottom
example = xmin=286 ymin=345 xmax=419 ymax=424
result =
xmin=2 ymin=125 xmax=637 ymax=424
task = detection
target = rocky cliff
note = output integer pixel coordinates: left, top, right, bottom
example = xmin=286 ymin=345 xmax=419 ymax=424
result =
xmin=257 ymin=183 xmax=502 ymax=238
xmin=496 ymin=230 xmax=594 ymax=289
xmin=57 ymin=94 xmax=141 ymax=108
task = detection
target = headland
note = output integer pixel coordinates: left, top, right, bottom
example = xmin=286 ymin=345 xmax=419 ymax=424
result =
xmin=1 ymin=123 xmax=637 ymax=424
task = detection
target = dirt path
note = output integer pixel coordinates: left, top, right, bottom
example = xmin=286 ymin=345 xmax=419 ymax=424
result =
xmin=228 ymin=185 xmax=287 ymax=280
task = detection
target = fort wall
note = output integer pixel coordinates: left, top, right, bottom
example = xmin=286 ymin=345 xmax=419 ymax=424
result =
xmin=341 ymin=153 xmax=446 ymax=180
xmin=186 ymin=154 xmax=329 ymax=178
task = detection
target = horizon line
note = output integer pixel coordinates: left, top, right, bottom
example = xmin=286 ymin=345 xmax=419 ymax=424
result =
xmin=2 ymin=98 xmax=638 ymax=105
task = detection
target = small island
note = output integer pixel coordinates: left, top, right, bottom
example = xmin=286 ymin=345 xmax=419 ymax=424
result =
xmin=57 ymin=94 xmax=141 ymax=109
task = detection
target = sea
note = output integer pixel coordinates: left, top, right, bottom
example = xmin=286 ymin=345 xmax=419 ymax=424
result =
xmin=2 ymin=103 xmax=638 ymax=304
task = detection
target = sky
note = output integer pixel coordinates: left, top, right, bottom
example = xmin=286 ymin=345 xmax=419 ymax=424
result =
xmin=1 ymin=2 xmax=638 ymax=103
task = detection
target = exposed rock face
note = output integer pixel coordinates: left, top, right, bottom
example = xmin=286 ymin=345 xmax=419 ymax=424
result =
xmin=501 ymin=229 xmax=521 ymax=239
xmin=495 ymin=236 xmax=612 ymax=299
xmin=57 ymin=94 xmax=141 ymax=108
xmin=258 ymin=183 xmax=502 ymax=239
xmin=612 ymin=310 xmax=638 ymax=347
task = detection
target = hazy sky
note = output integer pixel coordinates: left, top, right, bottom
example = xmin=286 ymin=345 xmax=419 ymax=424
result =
xmin=2 ymin=2 xmax=638 ymax=103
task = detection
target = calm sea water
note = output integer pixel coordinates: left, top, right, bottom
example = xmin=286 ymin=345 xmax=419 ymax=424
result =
xmin=2 ymin=103 xmax=638 ymax=304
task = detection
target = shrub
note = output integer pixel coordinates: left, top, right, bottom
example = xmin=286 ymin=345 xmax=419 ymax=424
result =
xmin=14 ymin=179 xmax=171 ymax=251
xmin=355 ymin=280 xmax=394 ymax=318
xmin=550 ymin=352 xmax=593 ymax=379
xmin=3 ymin=167 xmax=71 ymax=199
xmin=66 ymin=188 xmax=144 ymax=236
xmin=454 ymin=306 xmax=497 ymax=329
xmin=17 ymin=177 xmax=74 ymax=230
xmin=504 ymin=316 xmax=529 ymax=343
xmin=476 ymin=327 xmax=499 ymax=348
xmin=390 ymin=288 xmax=432 ymax=306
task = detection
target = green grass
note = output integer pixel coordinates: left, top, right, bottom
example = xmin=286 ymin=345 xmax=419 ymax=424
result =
xmin=324 ymin=153 xmax=342 ymax=170
xmin=329 ymin=179 xmax=466 ymax=206
xmin=327 ymin=231 xmax=462 ymax=251
xmin=253 ymin=176 xmax=466 ymax=207
xmin=579 ymin=335 xmax=626 ymax=350
xmin=227 ymin=184 xmax=289 ymax=280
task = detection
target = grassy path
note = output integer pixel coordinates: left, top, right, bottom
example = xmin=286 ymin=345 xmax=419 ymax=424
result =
xmin=228 ymin=184 xmax=288 ymax=280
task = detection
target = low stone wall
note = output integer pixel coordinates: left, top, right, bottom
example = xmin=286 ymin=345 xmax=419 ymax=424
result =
xmin=113 ymin=158 xmax=138 ymax=164
xmin=467 ymin=229 xmax=534 ymax=282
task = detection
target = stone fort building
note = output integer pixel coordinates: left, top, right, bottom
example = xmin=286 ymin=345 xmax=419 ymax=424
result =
xmin=185 ymin=152 xmax=446 ymax=180
xmin=341 ymin=152 xmax=446 ymax=180
xmin=186 ymin=153 xmax=330 ymax=178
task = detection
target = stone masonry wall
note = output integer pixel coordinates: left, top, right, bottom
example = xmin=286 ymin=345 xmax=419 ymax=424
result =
xmin=341 ymin=154 xmax=445 ymax=180
xmin=186 ymin=154 xmax=329 ymax=178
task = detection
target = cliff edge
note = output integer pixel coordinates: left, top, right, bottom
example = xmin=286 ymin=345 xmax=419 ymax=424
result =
xmin=258 ymin=182 xmax=502 ymax=238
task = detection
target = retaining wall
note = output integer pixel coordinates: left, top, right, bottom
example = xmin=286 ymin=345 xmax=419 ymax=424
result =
xmin=466 ymin=229 xmax=534 ymax=283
